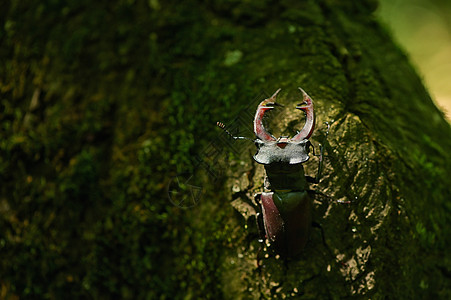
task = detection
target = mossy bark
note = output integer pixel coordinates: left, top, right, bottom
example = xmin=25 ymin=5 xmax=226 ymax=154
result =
xmin=195 ymin=1 xmax=451 ymax=298
xmin=1 ymin=0 xmax=450 ymax=299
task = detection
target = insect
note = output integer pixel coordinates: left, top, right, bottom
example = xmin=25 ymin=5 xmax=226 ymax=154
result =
xmin=217 ymin=88 xmax=329 ymax=257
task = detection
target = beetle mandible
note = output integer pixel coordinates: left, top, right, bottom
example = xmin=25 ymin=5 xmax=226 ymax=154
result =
xmin=217 ymin=87 xmax=329 ymax=257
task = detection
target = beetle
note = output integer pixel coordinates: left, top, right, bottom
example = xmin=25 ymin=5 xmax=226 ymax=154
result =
xmin=217 ymin=87 xmax=328 ymax=257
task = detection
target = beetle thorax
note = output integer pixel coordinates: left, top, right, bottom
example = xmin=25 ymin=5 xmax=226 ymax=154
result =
xmin=264 ymin=162 xmax=308 ymax=191
xmin=253 ymin=139 xmax=310 ymax=165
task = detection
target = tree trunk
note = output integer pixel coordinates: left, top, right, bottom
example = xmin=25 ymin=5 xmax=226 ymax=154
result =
xmin=1 ymin=0 xmax=450 ymax=299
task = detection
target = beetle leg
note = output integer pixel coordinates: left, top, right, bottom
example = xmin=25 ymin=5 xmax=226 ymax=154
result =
xmin=316 ymin=142 xmax=325 ymax=182
xmin=308 ymin=189 xmax=352 ymax=204
xmin=307 ymin=122 xmax=331 ymax=183
xmin=312 ymin=221 xmax=350 ymax=269
xmin=254 ymin=194 xmax=268 ymax=269
xmin=256 ymin=212 xmax=265 ymax=243
xmin=312 ymin=222 xmax=327 ymax=246
xmin=312 ymin=221 xmax=334 ymax=257
xmin=264 ymin=176 xmax=271 ymax=190
xmin=254 ymin=194 xmax=266 ymax=243
xmin=316 ymin=122 xmax=331 ymax=181
xmin=305 ymin=143 xmax=322 ymax=183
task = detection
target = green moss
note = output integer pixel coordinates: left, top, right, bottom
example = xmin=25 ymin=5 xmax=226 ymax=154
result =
xmin=1 ymin=0 xmax=450 ymax=299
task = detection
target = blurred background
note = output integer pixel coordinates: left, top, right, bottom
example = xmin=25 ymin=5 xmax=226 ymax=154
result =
xmin=378 ymin=0 xmax=451 ymax=121
xmin=1 ymin=1 xmax=450 ymax=298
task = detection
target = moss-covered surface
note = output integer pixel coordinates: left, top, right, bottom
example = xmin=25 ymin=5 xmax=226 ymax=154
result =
xmin=1 ymin=0 xmax=450 ymax=298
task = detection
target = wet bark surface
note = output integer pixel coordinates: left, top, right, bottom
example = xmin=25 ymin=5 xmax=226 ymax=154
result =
xmin=200 ymin=1 xmax=451 ymax=298
xmin=1 ymin=0 xmax=450 ymax=298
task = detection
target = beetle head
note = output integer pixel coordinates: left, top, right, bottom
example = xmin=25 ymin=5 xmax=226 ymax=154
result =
xmin=253 ymin=88 xmax=283 ymax=142
xmin=290 ymin=87 xmax=315 ymax=142
xmin=253 ymin=87 xmax=315 ymax=143
xmin=253 ymin=87 xmax=315 ymax=165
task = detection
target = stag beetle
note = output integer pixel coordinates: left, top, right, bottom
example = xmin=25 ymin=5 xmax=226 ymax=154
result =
xmin=217 ymin=88 xmax=329 ymax=257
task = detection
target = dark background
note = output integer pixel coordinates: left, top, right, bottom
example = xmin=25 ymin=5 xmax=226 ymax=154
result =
xmin=1 ymin=0 xmax=450 ymax=299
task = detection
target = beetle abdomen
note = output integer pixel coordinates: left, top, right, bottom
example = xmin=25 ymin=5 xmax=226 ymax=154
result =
xmin=261 ymin=191 xmax=311 ymax=257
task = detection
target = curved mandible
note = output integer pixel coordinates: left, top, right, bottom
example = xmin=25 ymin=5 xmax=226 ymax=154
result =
xmin=290 ymin=87 xmax=315 ymax=142
xmin=254 ymin=88 xmax=282 ymax=141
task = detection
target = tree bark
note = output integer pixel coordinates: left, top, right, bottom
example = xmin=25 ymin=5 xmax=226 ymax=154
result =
xmin=176 ymin=1 xmax=451 ymax=298
xmin=1 ymin=0 xmax=450 ymax=299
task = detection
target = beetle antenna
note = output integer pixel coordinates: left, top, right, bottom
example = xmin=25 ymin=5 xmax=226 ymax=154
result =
xmin=216 ymin=122 xmax=254 ymax=141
